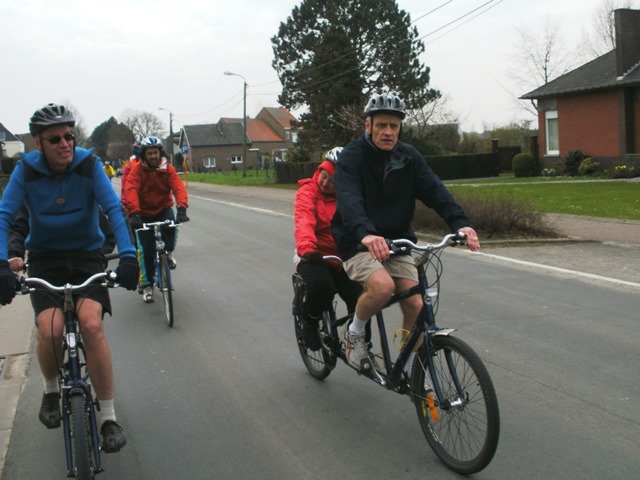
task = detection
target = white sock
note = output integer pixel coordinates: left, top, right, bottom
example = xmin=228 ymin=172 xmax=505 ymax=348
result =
xmin=96 ymin=398 xmax=116 ymax=426
xmin=44 ymin=377 xmax=60 ymax=394
xmin=349 ymin=315 xmax=368 ymax=335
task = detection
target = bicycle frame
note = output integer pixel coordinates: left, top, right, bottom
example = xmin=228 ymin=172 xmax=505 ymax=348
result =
xmin=320 ymin=235 xmax=465 ymax=400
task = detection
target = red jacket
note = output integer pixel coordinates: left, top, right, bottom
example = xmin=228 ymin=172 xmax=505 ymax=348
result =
xmin=120 ymin=157 xmax=138 ymax=196
xmin=122 ymin=158 xmax=188 ymax=217
xmin=294 ymin=169 xmax=339 ymax=259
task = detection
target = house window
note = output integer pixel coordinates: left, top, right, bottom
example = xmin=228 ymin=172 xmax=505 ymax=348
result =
xmin=291 ymin=132 xmax=299 ymax=143
xmin=545 ymin=111 xmax=559 ymax=155
xmin=230 ymin=155 xmax=243 ymax=164
xmin=203 ymin=156 xmax=216 ymax=169
xmin=0 ymin=133 xmax=5 ymax=141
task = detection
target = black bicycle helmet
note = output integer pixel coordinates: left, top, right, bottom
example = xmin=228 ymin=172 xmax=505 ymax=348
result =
xmin=364 ymin=93 xmax=406 ymax=120
xmin=29 ymin=103 xmax=76 ymax=136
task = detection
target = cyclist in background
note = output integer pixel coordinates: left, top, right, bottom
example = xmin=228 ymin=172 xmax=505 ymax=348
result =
xmin=122 ymin=136 xmax=189 ymax=303
xmin=293 ymin=147 xmax=362 ymax=351
xmin=103 ymin=160 xmax=115 ymax=181
xmin=121 ymin=142 xmax=141 ymax=196
xmin=0 ymin=103 xmax=139 ymax=453
xmin=332 ymin=93 xmax=480 ymax=372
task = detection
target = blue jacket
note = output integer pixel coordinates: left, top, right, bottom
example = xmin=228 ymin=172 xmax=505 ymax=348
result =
xmin=0 ymin=147 xmax=135 ymax=260
xmin=332 ymin=135 xmax=470 ymax=260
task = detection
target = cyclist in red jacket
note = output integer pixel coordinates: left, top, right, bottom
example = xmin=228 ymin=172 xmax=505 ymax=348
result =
xmin=122 ymin=136 xmax=189 ymax=303
xmin=293 ymin=147 xmax=362 ymax=350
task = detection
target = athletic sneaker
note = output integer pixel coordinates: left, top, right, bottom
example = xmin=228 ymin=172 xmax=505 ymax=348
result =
xmin=142 ymin=286 xmax=154 ymax=303
xmin=345 ymin=328 xmax=372 ymax=372
xmin=167 ymin=253 xmax=177 ymax=270
xmin=101 ymin=420 xmax=127 ymax=453
xmin=38 ymin=392 xmax=61 ymax=429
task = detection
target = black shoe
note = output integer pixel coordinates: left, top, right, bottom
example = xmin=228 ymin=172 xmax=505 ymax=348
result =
xmin=39 ymin=392 xmax=61 ymax=429
xmin=301 ymin=313 xmax=322 ymax=351
xmin=101 ymin=420 xmax=127 ymax=453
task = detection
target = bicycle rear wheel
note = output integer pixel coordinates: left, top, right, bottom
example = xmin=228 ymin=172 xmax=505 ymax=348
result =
xmin=294 ymin=314 xmax=336 ymax=380
xmin=69 ymin=392 xmax=95 ymax=480
xmin=159 ymin=253 xmax=174 ymax=327
xmin=411 ymin=335 xmax=500 ymax=475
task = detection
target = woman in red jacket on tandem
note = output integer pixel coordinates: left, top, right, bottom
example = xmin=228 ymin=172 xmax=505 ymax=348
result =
xmin=293 ymin=147 xmax=362 ymax=351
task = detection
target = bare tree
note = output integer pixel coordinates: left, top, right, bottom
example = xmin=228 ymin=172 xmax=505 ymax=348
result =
xmin=62 ymin=100 xmax=90 ymax=148
xmin=120 ymin=109 xmax=166 ymax=141
xmin=508 ymin=17 xmax=579 ymax=116
xmin=579 ymin=0 xmax=639 ymax=60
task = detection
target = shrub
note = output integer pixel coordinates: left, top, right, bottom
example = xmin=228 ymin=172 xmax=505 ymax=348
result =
xmin=564 ymin=150 xmax=588 ymax=176
xmin=512 ymin=153 xmax=535 ymax=177
xmin=578 ymin=157 xmax=600 ymax=176
xmin=412 ymin=191 xmax=560 ymax=239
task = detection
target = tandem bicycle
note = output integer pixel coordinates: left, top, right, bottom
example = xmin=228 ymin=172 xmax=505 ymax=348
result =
xmin=292 ymin=232 xmax=500 ymax=475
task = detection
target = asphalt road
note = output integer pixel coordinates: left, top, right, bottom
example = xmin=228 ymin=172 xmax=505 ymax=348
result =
xmin=2 ymin=185 xmax=639 ymax=479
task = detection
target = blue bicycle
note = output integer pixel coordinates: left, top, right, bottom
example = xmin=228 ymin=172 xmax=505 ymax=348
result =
xmin=137 ymin=220 xmax=179 ymax=327
xmin=17 ymin=271 xmax=119 ymax=479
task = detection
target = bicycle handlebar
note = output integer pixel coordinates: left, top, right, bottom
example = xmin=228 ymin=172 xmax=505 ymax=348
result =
xmin=322 ymin=232 xmax=466 ymax=265
xmin=136 ymin=219 xmax=179 ymax=232
xmin=16 ymin=271 xmax=118 ymax=295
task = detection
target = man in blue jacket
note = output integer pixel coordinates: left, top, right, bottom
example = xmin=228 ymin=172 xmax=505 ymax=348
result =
xmin=0 ymin=103 xmax=139 ymax=453
xmin=332 ymin=92 xmax=480 ymax=372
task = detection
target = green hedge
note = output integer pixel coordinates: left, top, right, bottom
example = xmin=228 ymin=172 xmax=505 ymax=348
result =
xmin=275 ymin=152 xmax=498 ymax=184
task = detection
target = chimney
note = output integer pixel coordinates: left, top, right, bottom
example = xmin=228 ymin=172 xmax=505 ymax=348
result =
xmin=615 ymin=8 xmax=640 ymax=78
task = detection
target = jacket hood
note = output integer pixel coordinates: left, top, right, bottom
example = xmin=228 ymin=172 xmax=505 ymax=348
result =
xmin=297 ymin=169 xmax=335 ymax=197
xmin=20 ymin=147 xmax=95 ymax=176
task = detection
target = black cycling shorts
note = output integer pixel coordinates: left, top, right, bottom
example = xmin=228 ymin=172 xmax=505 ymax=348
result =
xmin=27 ymin=251 xmax=111 ymax=318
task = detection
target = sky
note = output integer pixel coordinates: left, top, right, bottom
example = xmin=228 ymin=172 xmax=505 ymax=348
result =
xmin=1 ymin=0 xmax=637 ymax=137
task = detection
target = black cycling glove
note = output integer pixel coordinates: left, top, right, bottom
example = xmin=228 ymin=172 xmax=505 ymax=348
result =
xmin=0 ymin=260 xmax=17 ymax=305
xmin=302 ymin=251 xmax=324 ymax=265
xmin=115 ymin=257 xmax=139 ymax=291
xmin=129 ymin=212 xmax=143 ymax=230
xmin=176 ymin=207 xmax=190 ymax=223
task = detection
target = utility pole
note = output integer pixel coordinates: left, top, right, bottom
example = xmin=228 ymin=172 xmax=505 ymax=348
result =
xmin=224 ymin=71 xmax=248 ymax=177
xmin=159 ymin=107 xmax=174 ymax=167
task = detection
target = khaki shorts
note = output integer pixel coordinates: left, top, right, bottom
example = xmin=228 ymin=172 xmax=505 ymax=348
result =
xmin=343 ymin=251 xmax=418 ymax=285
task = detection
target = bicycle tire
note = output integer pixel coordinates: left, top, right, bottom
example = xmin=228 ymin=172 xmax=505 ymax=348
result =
xmin=70 ymin=392 xmax=95 ymax=480
xmin=294 ymin=314 xmax=336 ymax=380
xmin=411 ymin=335 xmax=500 ymax=475
xmin=159 ymin=253 xmax=174 ymax=327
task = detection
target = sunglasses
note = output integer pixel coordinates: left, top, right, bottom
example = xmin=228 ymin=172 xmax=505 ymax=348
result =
xmin=42 ymin=132 xmax=75 ymax=145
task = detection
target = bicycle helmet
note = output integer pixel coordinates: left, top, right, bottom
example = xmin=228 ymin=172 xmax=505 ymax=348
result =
xmin=364 ymin=93 xmax=406 ymax=120
xmin=325 ymin=146 xmax=343 ymax=164
xmin=29 ymin=103 xmax=76 ymax=136
xmin=140 ymin=136 xmax=163 ymax=150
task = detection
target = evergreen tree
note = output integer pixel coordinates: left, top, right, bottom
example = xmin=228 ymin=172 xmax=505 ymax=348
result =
xmin=272 ymin=0 xmax=440 ymax=149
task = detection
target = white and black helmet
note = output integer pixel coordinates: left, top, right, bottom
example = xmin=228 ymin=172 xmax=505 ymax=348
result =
xmin=29 ymin=103 xmax=76 ymax=136
xmin=325 ymin=146 xmax=343 ymax=164
xmin=364 ymin=93 xmax=406 ymax=120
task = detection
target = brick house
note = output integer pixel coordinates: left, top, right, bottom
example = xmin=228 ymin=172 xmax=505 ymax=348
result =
xmin=520 ymin=8 xmax=640 ymax=169
xmin=179 ymin=107 xmax=299 ymax=173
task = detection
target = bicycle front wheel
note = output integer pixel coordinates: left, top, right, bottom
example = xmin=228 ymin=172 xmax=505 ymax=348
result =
xmin=69 ymin=392 xmax=95 ymax=480
xmin=294 ymin=314 xmax=336 ymax=380
xmin=411 ymin=335 xmax=500 ymax=475
xmin=159 ymin=253 xmax=174 ymax=327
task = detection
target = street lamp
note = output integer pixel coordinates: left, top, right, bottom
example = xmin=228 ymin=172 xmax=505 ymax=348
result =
xmin=158 ymin=107 xmax=174 ymax=167
xmin=223 ymin=71 xmax=248 ymax=177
